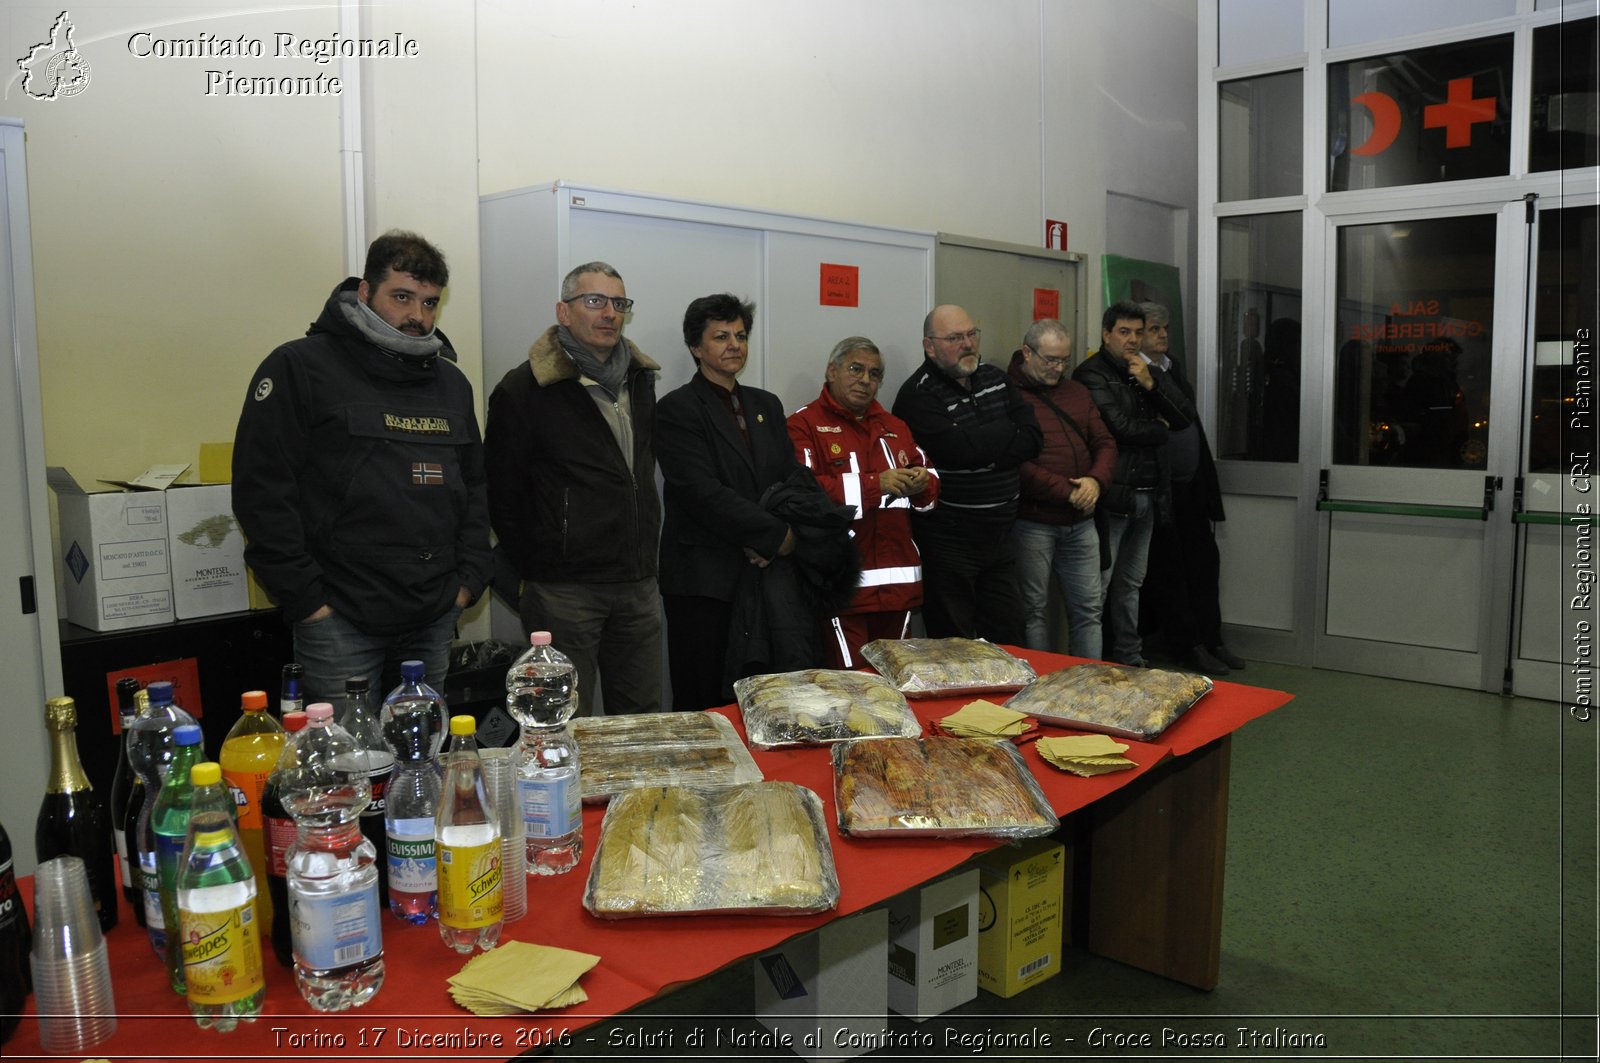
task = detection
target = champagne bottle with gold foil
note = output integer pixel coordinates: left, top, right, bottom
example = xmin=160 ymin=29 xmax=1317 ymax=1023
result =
xmin=35 ymin=697 xmax=118 ymax=932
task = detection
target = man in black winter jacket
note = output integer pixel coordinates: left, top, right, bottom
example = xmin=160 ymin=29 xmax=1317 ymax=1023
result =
xmin=234 ymin=231 xmax=492 ymax=703
xmin=1072 ymin=300 xmax=1194 ymax=667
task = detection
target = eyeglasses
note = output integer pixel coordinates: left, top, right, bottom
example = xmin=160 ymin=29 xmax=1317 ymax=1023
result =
xmin=928 ymin=328 xmax=981 ymax=345
xmin=1030 ymin=351 xmax=1069 ymax=368
xmin=565 ymin=293 xmax=634 ymax=313
xmin=840 ymin=361 xmax=884 ymax=381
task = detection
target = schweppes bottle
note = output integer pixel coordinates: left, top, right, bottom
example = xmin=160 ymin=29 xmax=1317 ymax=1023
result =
xmin=176 ymin=763 xmax=265 ymax=1030
xmin=435 ymin=716 xmax=502 ymax=954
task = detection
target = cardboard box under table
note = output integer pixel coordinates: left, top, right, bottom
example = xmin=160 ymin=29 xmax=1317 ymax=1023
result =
xmin=754 ymin=908 xmax=888 ymax=1062
xmin=974 ymin=837 xmax=1067 ymax=998
xmin=885 ymin=867 xmax=979 ymax=1020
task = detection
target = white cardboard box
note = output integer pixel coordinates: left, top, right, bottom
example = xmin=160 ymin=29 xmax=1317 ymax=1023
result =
xmin=885 ymin=867 xmax=979 ymax=1021
xmin=165 ymin=481 xmax=249 ymax=619
xmin=50 ymin=467 xmax=174 ymax=631
xmin=754 ymin=908 xmax=888 ymax=1062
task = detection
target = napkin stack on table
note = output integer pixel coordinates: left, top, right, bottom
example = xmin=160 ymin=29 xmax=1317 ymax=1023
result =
xmin=1036 ymin=734 xmax=1138 ymax=776
xmin=939 ymin=700 xmax=1035 ymax=739
xmin=449 ymin=942 xmax=602 ymax=1015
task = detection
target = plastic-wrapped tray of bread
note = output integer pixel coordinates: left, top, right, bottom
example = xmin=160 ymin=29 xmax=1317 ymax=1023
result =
xmin=573 ymin=711 xmax=761 ymax=803
xmin=583 ymin=782 xmax=840 ymax=918
xmin=1004 ymin=663 xmax=1213 ymax=741
xmin=832 ymin=736 xmax=1059 ymax=839
xmin=859 ymin=638 xmax=1037 ymax=698
xmin=732 ymin=669 xmax=921 ymax=749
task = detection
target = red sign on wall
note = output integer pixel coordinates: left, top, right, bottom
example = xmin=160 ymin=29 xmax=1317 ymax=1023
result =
xmin=1044 ymin=219 xmax=1068 ymax=251
xmin=1033 ymin=288 xmax=1060 ymax=322
xmin=820 ymin=263 xmax=860 ymax=307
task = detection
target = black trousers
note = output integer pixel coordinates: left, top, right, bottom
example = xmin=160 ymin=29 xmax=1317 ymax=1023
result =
xmin=662 ymin=594 xmax=734 ymax=712
xmin=1142 ymin=477 xmax=1223 ymax=652
xmin=911 ymin=513 xmax=1025 ymax=646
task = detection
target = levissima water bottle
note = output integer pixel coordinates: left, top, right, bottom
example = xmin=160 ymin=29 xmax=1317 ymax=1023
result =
xmin=280 ymin=704 xmax=384 ymax=1011
xmin=177 ymin=762 xmax=265 ymax=1031
xmin=506 ymin=632 xmax=582 ymax=874
xmin=435 ymin=716 xmax=501 ymax=953
xmin=126 ymin=680 xmax=196 ymax=958
xmin=383 ymin=702 xmax=439 ymax=924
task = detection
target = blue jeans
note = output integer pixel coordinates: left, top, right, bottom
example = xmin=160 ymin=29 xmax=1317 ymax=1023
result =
xmin=1102 ymin=491 xmax=1155 ymax=664
xmin=1011 ymin=518 xmax=1103 ymax=658
xmin=293 ymin=605 xmax=462 ymax=705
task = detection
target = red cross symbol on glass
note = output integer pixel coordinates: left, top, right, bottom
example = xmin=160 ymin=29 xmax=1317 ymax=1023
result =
xmin=1423 ymin=77 xmax=1496 ymax=148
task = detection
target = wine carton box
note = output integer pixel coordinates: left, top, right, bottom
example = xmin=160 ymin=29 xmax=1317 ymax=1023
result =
xmin=753 ymin=908 xmax=888 ymax=1062
xmin=165 ymin=481 xmax=249 ymax=620
xmin=885 ymin=867 xmax=979 ymax=1020
xmin=974 ymin=837 xmax=1066 ymax=998
xmin=49 ymin=467 xmax=174 ymax=631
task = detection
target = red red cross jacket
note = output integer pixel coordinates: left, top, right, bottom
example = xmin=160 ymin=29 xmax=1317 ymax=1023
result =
xmin=787 ymin=386 xmax=940 ymax=615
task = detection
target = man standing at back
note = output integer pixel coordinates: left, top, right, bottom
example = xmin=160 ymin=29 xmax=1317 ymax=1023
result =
xmin=1008 ymin=318 xmax=1117 ymax=658
xmin=892 ymin=305 xmax=1042 ymax=644
xmin=485 ymin=261 xmax=662 ymax=714
xmin=1073 ymin=300 xmax=1194 ymax=667
xmin=789 ymin=336 xmax=939 ymax=667
xmin=233 ymin=230 xmax=491 ymax=703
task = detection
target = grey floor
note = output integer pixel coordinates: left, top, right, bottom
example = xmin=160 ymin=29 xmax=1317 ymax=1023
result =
xmin=546 ymin=662 xmax=1598 ymax=1061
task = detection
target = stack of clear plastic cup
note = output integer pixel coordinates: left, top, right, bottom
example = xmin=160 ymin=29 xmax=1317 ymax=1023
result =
xmin=30 ymin=856 xmax=117 ymax=1052
xmin=478 ymin=746 xmax=526 ymax=923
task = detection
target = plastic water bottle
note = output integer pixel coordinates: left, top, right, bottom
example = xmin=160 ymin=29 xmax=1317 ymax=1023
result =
xmin=506 ymin=633 xmax=582 ymax=874
xmin=339 ymin=676 xmax=394 ymax=904
xmin=177 ymin=762 xmax=265 ymax=1031
xmin=219 ymin=691 xmax=283 ymax=935
xmin=126 ymin=680 xmax=196 ymax=958
xmin=262 ymin=711 xmax=308 ymax=966
xmin=383 ymin=700 xmax=440 ymax=924
xmin=381 ymin=661 xmax=448 ymax=771
xmin=280 ymin=704 xmax=384 ymax=1011
xmin=153 ymin=724 xmax=205 ymax=994
xmin=435 ymin=715 xmax=501 ymax=953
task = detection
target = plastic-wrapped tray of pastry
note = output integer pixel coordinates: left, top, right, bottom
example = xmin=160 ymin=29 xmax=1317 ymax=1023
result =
xmin=573 ymin=711 xmax=761 ymax=803
xmin=583 ymin=781 xmax=839 ymax=918
xmin=859 ymin=638 xmax=1037 ymax=698
xmin=1004 ymin=663 xmax=1213 ymax=741
xmin=732 ymin=669 xmax=921 ymax=749
xmin=832 ymin=736 xmax=1059 ymax=839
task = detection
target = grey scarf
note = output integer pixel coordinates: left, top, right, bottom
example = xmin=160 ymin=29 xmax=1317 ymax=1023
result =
xmin=340 ymin=289 xmax=444 ymax=362
xmin=556 ymin=325 xmax=630 ymax=398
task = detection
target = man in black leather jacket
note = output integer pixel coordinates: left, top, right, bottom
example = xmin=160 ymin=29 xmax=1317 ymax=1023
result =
xmin=1071 ymin=301 xmax=1194 ymax=667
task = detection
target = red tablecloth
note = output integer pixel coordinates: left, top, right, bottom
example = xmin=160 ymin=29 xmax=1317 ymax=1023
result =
xmin=6 ymin=650 xmax=1291 ymax=1061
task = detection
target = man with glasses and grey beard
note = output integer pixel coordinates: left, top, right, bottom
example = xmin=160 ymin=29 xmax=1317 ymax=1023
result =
xmin=789 ymin=336 xmax=940 ymax=667
xmin=892 ymin=305 xmax=1042 ymax=644
xmin=485 ymin=261 xmax=663 ymax=713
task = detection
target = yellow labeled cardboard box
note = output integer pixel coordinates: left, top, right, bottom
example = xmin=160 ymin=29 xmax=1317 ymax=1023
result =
xmin=974 ymin=837 xmax=1067 ymax=997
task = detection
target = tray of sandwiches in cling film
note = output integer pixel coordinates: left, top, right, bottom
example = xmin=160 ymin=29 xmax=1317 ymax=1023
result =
xmin=1004 ymin=663 xmax=1214 ymax=741
xmin=732 ymin=669 xmax=921 ymax=750
xmin=583 ymin=781 xmax=839 ymax=918
xmin=832 ymin=736 xmax=1059 ymax=839
xmin=859 ymin=637 xmax=1037 ymax=698
xmin=573 ymin=711 xmax=762 ymax=803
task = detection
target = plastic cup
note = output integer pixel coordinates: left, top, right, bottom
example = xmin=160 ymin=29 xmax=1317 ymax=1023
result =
xmin=30 ymin=857 xmax=117 ymax=1052
xmin=479 ymin=747 xmax=526 ymax=923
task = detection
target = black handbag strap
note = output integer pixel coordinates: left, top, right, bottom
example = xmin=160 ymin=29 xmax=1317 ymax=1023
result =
xmin=1033 ymin=390 xmax=1091 ymax=455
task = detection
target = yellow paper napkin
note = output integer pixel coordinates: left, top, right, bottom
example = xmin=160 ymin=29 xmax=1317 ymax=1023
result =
xmin=942 ymin=699 xmax=1030 ymax=738
xmin=1037 ymin=734 xmax=1138 ymax=776
xmin=448 ymin=941 xmax=601 ymax=1015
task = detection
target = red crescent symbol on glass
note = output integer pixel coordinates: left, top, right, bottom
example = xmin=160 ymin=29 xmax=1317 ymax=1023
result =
xmin=1351 ymin=91 xmax=1401 ymax=156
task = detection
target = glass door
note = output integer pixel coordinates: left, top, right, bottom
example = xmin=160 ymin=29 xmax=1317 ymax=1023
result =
xmin=1314 ymin=200 xmax=1529 ymax=690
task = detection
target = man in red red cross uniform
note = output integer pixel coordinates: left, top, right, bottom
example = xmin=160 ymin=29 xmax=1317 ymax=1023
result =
xmin=788 ymin=336 xmax=940 ymax=667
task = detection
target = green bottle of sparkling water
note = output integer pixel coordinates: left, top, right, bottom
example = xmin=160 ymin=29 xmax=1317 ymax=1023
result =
xmin=177 ymin=762 xmax=265 ymax=1030
xmin=153 ymin=725 xmax=204 ymax=994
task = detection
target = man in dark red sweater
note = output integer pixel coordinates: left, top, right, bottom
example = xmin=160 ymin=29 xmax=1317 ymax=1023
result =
xmin=1008 ymin=319 xmax=1118 ymax=657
